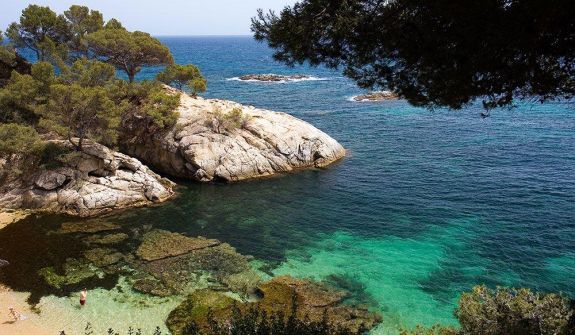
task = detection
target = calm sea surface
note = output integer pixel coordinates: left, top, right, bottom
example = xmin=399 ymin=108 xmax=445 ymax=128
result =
xmin=1 ymin=36 xmax=574 ymax=333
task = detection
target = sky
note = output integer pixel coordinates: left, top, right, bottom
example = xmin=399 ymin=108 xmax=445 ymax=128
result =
xmin=0 ymin=0 xmax=297 ymax=36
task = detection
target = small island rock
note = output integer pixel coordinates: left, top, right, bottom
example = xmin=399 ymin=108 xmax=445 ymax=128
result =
xmin=353 ymin=91 xmax=399 ymax=102
xmin=238 ymin=74 xmax=310 ymax=82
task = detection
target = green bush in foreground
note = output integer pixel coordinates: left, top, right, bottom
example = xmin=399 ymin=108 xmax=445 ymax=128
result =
xmin=402 ymin=285 xmax=574 ymax=335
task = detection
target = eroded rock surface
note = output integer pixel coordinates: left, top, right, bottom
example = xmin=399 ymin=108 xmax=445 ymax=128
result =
xmin=123 ymin=88 xmax=345 ymax=182
xmin=0 ymin=141 xmax=175 ymax=216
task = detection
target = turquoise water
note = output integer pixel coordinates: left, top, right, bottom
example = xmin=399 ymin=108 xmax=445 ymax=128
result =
xmin=2 ymin=36 xmax=575 ymax=333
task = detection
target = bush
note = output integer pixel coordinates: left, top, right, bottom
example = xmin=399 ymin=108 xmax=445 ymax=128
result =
xmin=403 ymin=285 xmax=574 ymax=335
xmin=111 ymin=80 xmax=180 ymax=131
xmin=156 ymin=63 xmax=207 ymax=96
xmin=0 ymin=123 xmax=41 ymax=157
xmin=208 ymin=106 xmax=250 ymax=133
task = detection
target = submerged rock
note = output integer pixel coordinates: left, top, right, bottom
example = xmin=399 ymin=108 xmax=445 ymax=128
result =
xmin=122 ymin=87 xmax=345 ymax=182
xmin=352 ymin=91 xmax=398 ymax=102
xmin=59 ymin=219 xmax=120 ymax=234
xmin=167 ymin=289 xmax=236 ymax=335
xmin=136 ymin=230 xmax=220 ymax=261
xmin=38 ymin=258 xmax=99 ymax=289
xmin=238 ymin=74 xmax=311 ymax=82
xmin=84 ymin=233 xmax=129 ymax=245
xmin=130 ymin=230 xmax=260 ymax=297
xmin=166 ymin=276 xmax=381 ymax=335
xmin=84 ymin=248 xmax=123 ymax=267
xmin=132 ymin=278 xmax=173 ymax=297
xmin=0 ymin=140 xmax=175 ymax=216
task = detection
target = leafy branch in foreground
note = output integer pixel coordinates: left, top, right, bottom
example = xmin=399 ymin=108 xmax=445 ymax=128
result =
xmin=252 ymin=0 xmax=575 ymax=110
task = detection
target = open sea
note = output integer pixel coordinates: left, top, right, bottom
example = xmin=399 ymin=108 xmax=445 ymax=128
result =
xmin=1 ymin=36 xmax=574 ymax=334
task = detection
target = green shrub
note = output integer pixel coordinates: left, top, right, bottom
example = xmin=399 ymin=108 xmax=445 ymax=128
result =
xmin=208 ymin=106 xmax=250 ymax=133
xmin=110 ymin=80 xmax=180 ymax=131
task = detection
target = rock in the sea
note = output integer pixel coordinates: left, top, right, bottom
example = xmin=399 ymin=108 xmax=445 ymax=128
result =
xmin=166 ymin=276 xmax=381 ymax=335
xmin=238 ymin=74 xmax=310 ymax=82
xmin=0 ymin=140 xmax=175 ymax=216
xmin=122 ymin=87 xmax=345 ymax=182
xmin=59 ymin=219 xmax=121 ymax=234
xmin=353 ymin=91 xmax=398 ymax=102
xmin=84 ymin=248 xmax=123 ymax=267
xmin=84 ymin=233 xmax=129 ymax=245
xmin=167 ymin=289 xmax=236 ymax=335
xmin=130 ymin=230 xmax=260 ymax=297
xmin=136 ymin=229 xmax=220 ymax=261
xmin=38 ymin=258 xmax=99 ymax=289
xmin=132 ymin=278 xmax=174 ymax=297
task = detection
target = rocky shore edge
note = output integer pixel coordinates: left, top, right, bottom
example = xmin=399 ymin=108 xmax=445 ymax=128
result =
xmin=0 ymin=140 xmax=175 ymax=217
xmin=0 ymin=88 xmax=345 ymax=215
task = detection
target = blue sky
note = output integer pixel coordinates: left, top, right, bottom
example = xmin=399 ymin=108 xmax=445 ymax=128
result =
xmin=0 ymin=0 xmax=297 ymax=36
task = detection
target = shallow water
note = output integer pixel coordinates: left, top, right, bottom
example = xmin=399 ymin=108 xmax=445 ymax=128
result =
xmin=1 ymin=36 xmax=574 ymax=334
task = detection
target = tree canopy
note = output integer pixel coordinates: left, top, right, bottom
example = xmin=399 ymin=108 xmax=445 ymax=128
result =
xmin=157 ymin=63 xmax=207 ymax=95
xmin=0 ymin=123 xmax=41 ymax=157
xmin=86 ymin=29 xmax=174 ymax=82
xmin=64 ymin=5 xmax=104 ymax=58
xmin=252 ymin=0 xmax=575 ymax=110
xmin=6 ymin=5 xmax=69 ymax=61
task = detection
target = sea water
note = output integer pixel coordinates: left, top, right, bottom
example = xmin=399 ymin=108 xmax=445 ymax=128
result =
xmin=1 ymin=36 xmax=574 ymax=334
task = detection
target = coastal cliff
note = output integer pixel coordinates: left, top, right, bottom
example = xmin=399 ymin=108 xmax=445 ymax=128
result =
xmin=122 ymin=87 xmax=346 ymax=182
xmin=0 ymin=140 xmax=174 ymax=216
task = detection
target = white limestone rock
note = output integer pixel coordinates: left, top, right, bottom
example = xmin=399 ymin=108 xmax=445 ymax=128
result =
xmin=123 ymin=88 xmax=345 ymax=182
xmin=0 ymin=141 xmax=175 ymax=217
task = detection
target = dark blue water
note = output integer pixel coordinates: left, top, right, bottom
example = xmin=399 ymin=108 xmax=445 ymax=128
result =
xmin=6 ymin=36 xmax=575 ymax=333
xmin=145 ymin=36 xmax=575 ymax=331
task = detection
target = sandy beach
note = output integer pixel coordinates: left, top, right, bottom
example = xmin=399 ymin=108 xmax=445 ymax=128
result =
xmin=0 ymin=211 xmax=30 ymax=230
xmin=0 ymin=285 xmax=54 ymax=335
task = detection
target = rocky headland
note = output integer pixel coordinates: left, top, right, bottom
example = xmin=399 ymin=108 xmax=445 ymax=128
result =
xmin=352 ymin=91 xmax=398 ymax=102
xmin=0 ymin=140 xmax=174 ymax=217
xmin=236 ymin=74 xmax=313 ymax=82
xmin=122 ymin=87 xmax=346 ymax=182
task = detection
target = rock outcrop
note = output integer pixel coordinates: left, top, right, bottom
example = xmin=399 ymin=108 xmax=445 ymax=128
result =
xmin=352 ymin=91 xmax=398 ymax=102
xmin=0 ymin=141 xmax=175 ymax=216
xmin=166 ymin=276 xmax=382 ymax=335
xmin=237 ymin=74 xmax=311 ymax=82
xmin=123 ymin=88 xmax=345 ymax=182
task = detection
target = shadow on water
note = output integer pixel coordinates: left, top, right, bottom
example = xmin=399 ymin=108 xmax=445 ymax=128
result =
xmin=0 ymin=215 xmax=119 ymax=304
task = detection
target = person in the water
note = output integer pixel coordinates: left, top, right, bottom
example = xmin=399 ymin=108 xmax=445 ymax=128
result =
xmin=80 ymin=289 xmax=87 ymax=306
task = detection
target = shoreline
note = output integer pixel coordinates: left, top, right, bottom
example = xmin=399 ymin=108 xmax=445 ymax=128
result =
xmin=0 ymin=279 xmax=181 ymax=335
xmin=0 ymin=284 xmax=53 ymax=335
xmin=0 ymin=210 xmax=30 ymax=230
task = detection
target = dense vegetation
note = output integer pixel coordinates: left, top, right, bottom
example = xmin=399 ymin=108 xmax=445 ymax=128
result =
xmin=252 ymin=0 xmax=575 ymax=111
xmin=0 ymin=4 xmax=205 ymax=171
